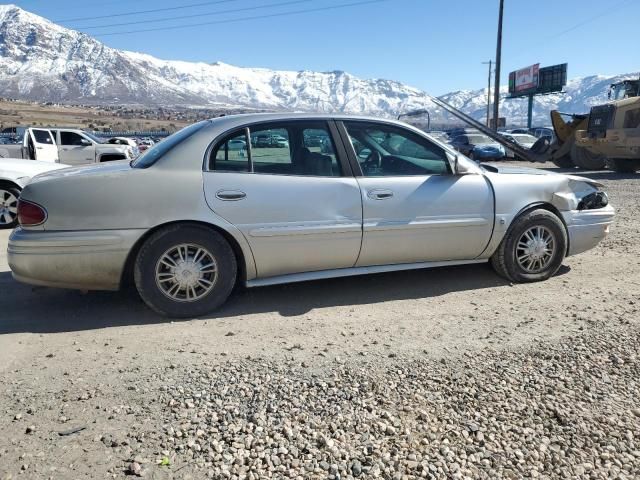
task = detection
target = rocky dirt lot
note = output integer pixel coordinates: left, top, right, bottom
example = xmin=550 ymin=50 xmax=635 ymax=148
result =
xmin=0 ymin=162 xmax=639 ymax=479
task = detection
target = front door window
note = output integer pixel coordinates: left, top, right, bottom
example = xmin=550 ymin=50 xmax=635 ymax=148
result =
xmin=343 ymin=121 xmax=451 ymax=176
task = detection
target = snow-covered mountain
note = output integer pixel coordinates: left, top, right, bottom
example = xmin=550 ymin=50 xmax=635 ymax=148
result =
xmin=0 ymin=4 xmax=637 ymax=125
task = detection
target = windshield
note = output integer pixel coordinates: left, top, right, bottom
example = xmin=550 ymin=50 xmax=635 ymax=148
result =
xmin=512 ymin=134 xmax=537 ymax=144
xmin=83 ymin=131 xmax=104 ymax=144
xmin=611 ymin=82 xmax=640 ymax=101
xmin=132 ymin=121 xmax=208 ymax=168
xmin=467 ymin=135 xmax=492 ymax=144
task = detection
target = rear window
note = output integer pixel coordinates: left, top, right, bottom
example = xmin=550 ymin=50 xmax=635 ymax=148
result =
xmin=467 ymin=135 xmax=491 ymax=144
xmin=131 ymin=121 xmax=208 ymax=168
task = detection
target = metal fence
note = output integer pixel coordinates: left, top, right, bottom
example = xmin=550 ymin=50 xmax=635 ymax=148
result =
xmin=0 ymin=130 xmax=172 ymax=139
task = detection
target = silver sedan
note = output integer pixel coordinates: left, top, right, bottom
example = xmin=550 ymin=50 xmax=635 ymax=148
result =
xmin=8 ymin=114 xmax=615 ymax=317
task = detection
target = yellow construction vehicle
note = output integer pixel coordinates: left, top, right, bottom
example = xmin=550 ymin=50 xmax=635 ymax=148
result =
xmin=423 ymin=78 xmax=639 ymax=171
xmin=574 ymin=78 xmax=640 ymax=172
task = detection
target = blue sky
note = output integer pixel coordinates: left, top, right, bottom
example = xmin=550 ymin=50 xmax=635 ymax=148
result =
xmin=12 ymin=0 xmax=640 ymax=95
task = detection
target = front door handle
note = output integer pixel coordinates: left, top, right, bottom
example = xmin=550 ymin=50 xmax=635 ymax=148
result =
xmin=216 ymin=190 xmax=246 ymax=201
xmin=367 ymin=189 xmax=394 ymax=200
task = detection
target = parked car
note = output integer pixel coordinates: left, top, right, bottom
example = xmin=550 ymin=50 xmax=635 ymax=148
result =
xmin=500 ymin=133 xmax=538 ymax=159
xmin=0 ymin=127 xmax=135 ymax=165
xmin=251 ymin=133 xmax=289 ymax=148
xmin=8 ymin=114 xmax=614 ymax=318
xmin=531 ymin=127 xmax=555 ymax=143
xmin=449 ymin=133 xmax=506 ymax=160
xmin=0 ymin=158 xmax=70 ymax=228
xmin=137 ymin=138 xmax=155 ymax=153
xmin=106 ymin=137 xmax=138 ymax=148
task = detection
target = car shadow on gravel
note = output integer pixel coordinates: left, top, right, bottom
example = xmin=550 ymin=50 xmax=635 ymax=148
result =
xmin=0 ymin=263 xmax=570 ymax=334
xmin=529 ymin=165 xmax=638 ymax=181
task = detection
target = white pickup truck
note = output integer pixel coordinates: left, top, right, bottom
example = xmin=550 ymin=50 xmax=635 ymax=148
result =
xmin=0 ymin=127 xmax=136 ymax=165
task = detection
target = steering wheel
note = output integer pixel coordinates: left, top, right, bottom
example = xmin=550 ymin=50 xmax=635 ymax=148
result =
xmin=362 ymin=150 xmax=382 ymax=173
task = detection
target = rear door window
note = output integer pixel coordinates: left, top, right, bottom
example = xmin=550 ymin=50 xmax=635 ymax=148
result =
xmin=209 ymin=121 xmax=343 ymax=177
xmin=212 ymin=130 xmax=250 ymax=172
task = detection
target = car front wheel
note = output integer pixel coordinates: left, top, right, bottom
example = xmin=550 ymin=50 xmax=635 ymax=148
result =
xmin=134 ymin=225 xmax=237 ymax=318
xmin=491 ymin=209 xmax=567 ymax=282
xmin=0 ymin=184 xmax=20 ymax=229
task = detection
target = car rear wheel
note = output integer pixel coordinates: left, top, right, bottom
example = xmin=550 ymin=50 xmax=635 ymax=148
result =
xmin=0 ymin=184 xmax=20 ymax=229
xmin=134 ymin=225 xmax=237 ymax=318
xmin=491 ymin=209 xmax=567 ymax=283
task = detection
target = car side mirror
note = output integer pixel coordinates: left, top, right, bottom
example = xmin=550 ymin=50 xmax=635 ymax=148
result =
xmin=453 ymin=154 xmax=473 ymax=175
xmin=80 ymin=139 xmax=92 ymax=146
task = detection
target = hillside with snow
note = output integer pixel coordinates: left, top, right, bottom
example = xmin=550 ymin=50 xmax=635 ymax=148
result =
xmin=0 ymin=4 xmax=637 ymax=125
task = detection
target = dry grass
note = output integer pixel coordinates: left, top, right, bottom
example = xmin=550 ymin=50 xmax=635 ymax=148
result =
xmin=0 ymin=100 xmax=189 ymax=132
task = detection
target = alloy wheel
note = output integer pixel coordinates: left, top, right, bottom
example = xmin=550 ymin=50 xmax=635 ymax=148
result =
xmin=516 ymin=226 xmax=556 ymax=273
xmin=155 ymin=243 xmax=218 ymax=302
xmin=0 ymin=188 xmax=18 ymax=226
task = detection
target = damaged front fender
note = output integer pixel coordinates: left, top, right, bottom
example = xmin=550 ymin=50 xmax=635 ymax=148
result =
xmin=551 ymin=177 xmax=604 ymax=211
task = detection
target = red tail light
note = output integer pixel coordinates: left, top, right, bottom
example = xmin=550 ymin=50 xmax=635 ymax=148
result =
xmin=17 ymin=199 xmax=47 ymax=226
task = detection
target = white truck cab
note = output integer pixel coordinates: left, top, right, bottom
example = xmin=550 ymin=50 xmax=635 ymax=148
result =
xmin=0 ymin=127 xmax=136 ymax=164
xmin=49 ymin=129 xmax=135 ymax=165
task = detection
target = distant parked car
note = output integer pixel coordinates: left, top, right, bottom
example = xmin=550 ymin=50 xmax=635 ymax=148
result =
xmin=8 ymin=114 xmax=614 ymax=318
xmin=449 ymin=133 xmax=506 ymax=160
xmin=137 ymin=139 xmax=155 ymax=153
xmin=106 ymin=137 xmax=138 ymax=148
xmin=500 ymin=133 xmax=538 ymax=159
xmin=531 ymin=127 xmax=555 ymax=143
xmin=447 ymin=127 xmax=479 ymax=138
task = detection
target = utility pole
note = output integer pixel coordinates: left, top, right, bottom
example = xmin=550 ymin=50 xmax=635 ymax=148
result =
xmin=482 ymin=60 xmax=492 ymax=127
xmin=492 ymin=0 xmax=504 ymax=131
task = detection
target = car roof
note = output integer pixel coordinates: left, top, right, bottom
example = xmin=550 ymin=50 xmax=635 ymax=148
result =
xmin=204 ymin=112 xmax=415 ymax=131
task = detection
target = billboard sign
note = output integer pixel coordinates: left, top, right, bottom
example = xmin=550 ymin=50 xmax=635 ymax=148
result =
xmin=537 ymin=63 xmax=567 ymax=94
xmin=508 ymin=63 xmax=566 ymax=98
xmin=510 ymin=64 xmax=539 ymax=94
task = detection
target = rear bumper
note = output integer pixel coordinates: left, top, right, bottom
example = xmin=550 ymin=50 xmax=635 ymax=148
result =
xmin=7 ymin=227 xmax=146 ymax=290
xmin=562 ymin=205 xmax=615 ymax=256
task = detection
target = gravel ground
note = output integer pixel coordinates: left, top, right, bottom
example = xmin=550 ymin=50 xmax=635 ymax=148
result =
xmin=0 ymin=162 xmax=639 ymax=479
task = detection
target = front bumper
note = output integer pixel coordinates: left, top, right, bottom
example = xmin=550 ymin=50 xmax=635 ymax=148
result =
xmin=562 ymin=205 xmax=615 ymax=256
xmin=7 ymin=227 xmax=146 ymax=290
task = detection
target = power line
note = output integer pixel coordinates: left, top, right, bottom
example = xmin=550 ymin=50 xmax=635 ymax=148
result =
xmin=94 ymin=0 xmax=391 ymax=37
xmin=55 ymin=0 xmax=242 ymax=23
xmin=509 ymin=0 xmax=634 ymax=60
xmin=76 ymin=0 xmax=313 ymax=30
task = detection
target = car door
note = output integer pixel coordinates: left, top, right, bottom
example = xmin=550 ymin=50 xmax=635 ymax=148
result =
xmin=29 ymin=129 xmax=57 ymax=162
xmin=203 ymin=120 xmax=363 ymax=278
xmin=57 ymin=131 xmax=95 ymax=165
xmin=338 ymin=120 xmax=494 ymax=267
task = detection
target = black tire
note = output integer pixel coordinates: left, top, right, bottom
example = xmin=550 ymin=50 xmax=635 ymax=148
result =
xmin=607 ymin=158 xmax=640 ymax=173
xmin=551 ymin=154 xmax=575 ymax=168
xmin=571 ymin=145 xmax=606 ymax=170
xmin=134 ymin=225 xmax=237 ymax=318
xmin=0 ymin=184 xmax=20 ymax=229
xmin=491 ymin=209 xmax=567 ymax=283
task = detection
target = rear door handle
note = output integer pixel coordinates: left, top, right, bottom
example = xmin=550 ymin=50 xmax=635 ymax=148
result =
xmin=367 ymin=189 xmax=394 ymax=200
xmin=216 ymin=190 xmax=246 ymax=201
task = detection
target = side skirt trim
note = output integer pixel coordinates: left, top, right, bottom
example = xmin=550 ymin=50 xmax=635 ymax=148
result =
xmin=245 ymin=259 xmax=487 ymax=288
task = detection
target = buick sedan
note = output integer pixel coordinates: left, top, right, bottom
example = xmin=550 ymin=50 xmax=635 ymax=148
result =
xmin=8 ymin=114 xmax=614 ymax=317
